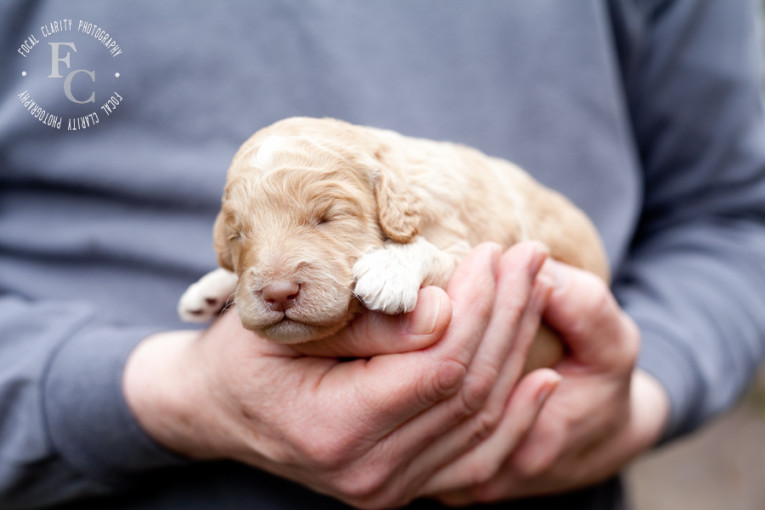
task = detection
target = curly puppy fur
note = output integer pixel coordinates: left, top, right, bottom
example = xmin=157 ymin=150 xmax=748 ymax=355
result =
xmin=179 ymin=117 xmax=609 ymax=367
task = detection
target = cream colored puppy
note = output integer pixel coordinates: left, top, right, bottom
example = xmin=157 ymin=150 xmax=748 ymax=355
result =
xmin=179 ymin=117 xmax=609 ymax=367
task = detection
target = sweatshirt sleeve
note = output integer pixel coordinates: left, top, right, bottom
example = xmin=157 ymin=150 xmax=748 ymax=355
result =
xmin=612 ymin=0 xmax=765 ymax=440
xmin=0 ymin=296 xmax=187 ymax=509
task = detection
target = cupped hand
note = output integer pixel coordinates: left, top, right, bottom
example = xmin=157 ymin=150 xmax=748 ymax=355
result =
xmin=431 ymin=260 xmax=670 ymax=505
xmin=123 ymin=242 xmax=561 ymax=509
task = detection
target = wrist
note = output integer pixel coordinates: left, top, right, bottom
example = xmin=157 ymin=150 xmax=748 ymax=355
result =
xmin=123 ymin=330 xmax=219 ymax=460
xmin=628 ymin=369 xmax=670 ymax=453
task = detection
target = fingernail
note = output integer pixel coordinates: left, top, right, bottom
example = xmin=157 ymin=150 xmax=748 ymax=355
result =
xmin=536 ymin=373 xmax=562 ymax=404
xmin=404 ymin=287 xmax=443 ymax=335
xmin=531 ymin=274 xmax=554 ymax=314
xmin=529 ymin=243 xmax=549 ymax=277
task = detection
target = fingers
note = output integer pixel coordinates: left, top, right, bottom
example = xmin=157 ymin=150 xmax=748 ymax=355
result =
xmin=430 ymin=241 xmax=547 ymax=385
xmin=420 ymin=368 xmax=561 ymax=497
xmin=300 ymin=242 xmax=550 ymax=507
xmin=475 ymin=247 xmax=551 ymax=388
xmin=264 ymin=242 xmax=552 ymax=508
xmin=382 ymin=243 xmax=551 ymax=484
xmin=541 ymin=260 xmax=639 ymax=370
xmin=292 ymin=286 xmax=453 ymax=358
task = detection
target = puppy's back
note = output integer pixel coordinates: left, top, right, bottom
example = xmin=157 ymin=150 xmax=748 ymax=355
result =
xmin=368 ymin=125 xmax=610 ymax=283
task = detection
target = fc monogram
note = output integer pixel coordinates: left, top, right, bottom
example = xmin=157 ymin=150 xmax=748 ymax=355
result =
xmin=47 ymin=42 xmax=96 ymax=104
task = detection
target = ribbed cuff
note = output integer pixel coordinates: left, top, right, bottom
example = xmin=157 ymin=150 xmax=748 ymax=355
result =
xmin=43 ymin=325 xmax=189 ymax=488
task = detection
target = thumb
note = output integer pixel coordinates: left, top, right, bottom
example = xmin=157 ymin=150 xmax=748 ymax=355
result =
xmin=291 ymin=286 xmax=452 ymax=358
xmin=541 ymin=260 xmax=638 ymax=369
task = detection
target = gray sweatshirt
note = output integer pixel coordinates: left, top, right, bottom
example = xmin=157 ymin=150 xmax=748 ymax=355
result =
xmin=1 ymin=1 xmax=765 ymax=508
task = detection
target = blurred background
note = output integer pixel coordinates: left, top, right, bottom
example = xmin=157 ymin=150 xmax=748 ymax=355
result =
xmin=627 ymin=367 xmax=765 ymax=509
xmin=626 ymin=6 xmax=765 ymax=508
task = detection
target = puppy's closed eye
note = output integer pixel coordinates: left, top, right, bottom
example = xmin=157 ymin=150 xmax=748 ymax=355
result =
xmin=317 ymin=204 xmax=357 ymax=225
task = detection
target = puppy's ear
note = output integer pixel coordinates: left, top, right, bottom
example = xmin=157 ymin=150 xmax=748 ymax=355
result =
xmin=373 ymin=166 xmax=420 ymax=243
xmin=212 ymin=211 xmax=234 ymax=272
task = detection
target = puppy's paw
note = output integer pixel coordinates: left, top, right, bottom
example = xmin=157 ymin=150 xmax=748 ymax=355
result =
xmin=353 ymin=249 xmax=421 ymax=314
xmin=178 ymin=268 xmax=238 ymax=322
xmin=178 ymin=285 xmax=225 ymax=322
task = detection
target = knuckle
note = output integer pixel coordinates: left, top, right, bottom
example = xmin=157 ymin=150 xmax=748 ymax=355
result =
xmin=290 ymin=431 xmax=355 ymax=471
xmin=463 ymin=407 xmax=503 ymax=449
xmin=419 ymin=357 xmax=468 ymax=405
xmin=476 ymin=408 xmax=502 ymax=439
xmin=467 ymin=455 xmax=503 ymax=487
xmin=459 ymin=369 xmax=497 ymax=413
xmin=494 ymin=274 xmax=530 ymax=318
xmin=512 ymin=454 xmax=550 ymax=479
xmin=333 ymin=467 xmax=420 ymax=510
xmin=332 ymin=466 xmax=389 ymax=504
xmin=565 ymin=276 xmax=616 ymax=338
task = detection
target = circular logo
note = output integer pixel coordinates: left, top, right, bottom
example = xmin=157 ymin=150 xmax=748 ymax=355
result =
xmin=15 ymin=18 xmax=124 ymax=131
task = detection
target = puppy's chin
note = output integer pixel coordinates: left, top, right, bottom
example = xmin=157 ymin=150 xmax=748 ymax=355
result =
xmin=237 ymin=293 xmax=362 ymax=344
xmin=255 ymin=318 xmax=348 ymax=344
xmin=237 ymin=299 xmax=362 ymax=344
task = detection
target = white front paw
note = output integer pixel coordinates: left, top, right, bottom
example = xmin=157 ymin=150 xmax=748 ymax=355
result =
xmin=178 ymin=284 xmax=223 ymax=322
xmin=178 ymin=268 xmax=238 ymax=322
xmin=353 ymin=249 xmax=421 ymax=314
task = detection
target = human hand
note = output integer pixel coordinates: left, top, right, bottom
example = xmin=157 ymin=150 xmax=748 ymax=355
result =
xmin=123 ymin=242 xmax=562 ymax=509
xmin=429 ymin=260 xmax=670 ymax=505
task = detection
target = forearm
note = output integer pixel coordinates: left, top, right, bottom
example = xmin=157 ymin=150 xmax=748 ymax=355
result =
xmin=616 ymin=218 xmax=765 ymax=439
xmin=0 ymin=297 xmax=184 ymax=508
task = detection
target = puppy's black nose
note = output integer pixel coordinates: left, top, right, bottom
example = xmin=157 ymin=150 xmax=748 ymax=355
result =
xmin=261 ymin=280 xmax=300 ymax=311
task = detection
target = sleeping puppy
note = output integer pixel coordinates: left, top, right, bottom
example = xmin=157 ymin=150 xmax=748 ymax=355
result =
xmin=179 ymin=117 xmax=609 ymax=369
